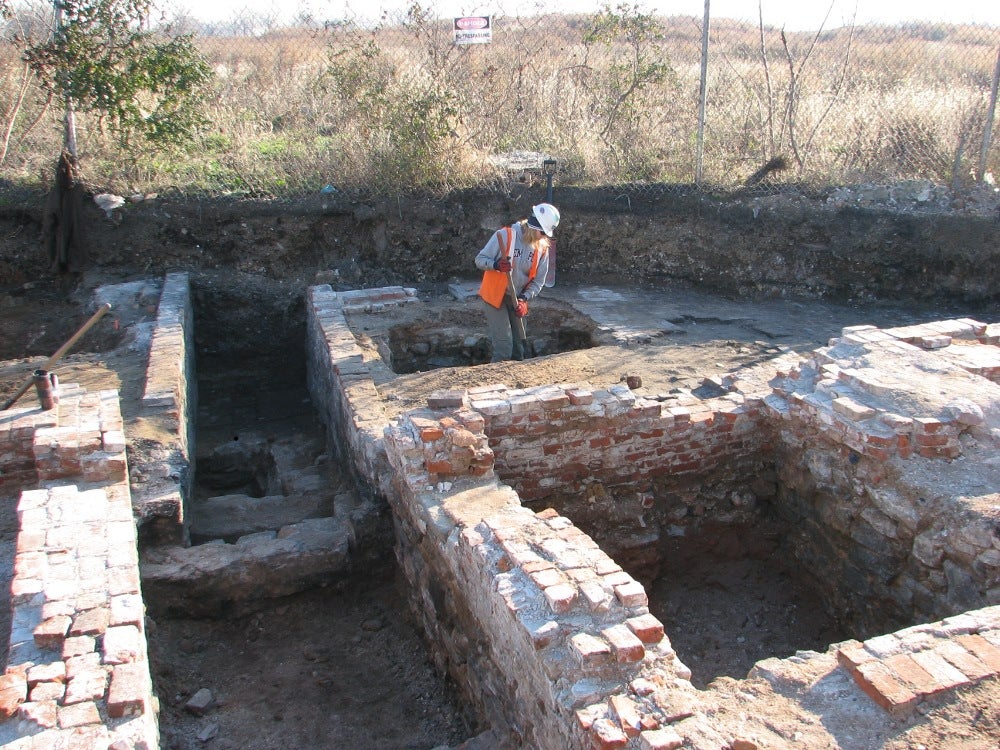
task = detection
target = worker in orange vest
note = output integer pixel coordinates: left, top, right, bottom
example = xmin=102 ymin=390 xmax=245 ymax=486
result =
xmin=475 ymin=203 xmax=560 ymax=361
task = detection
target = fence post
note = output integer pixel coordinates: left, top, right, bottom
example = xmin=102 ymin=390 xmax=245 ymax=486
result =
xmin=977 ymin=43 xmax=1000 ymax=182
xmin=696 ymin=0 xmax=710 ymax=185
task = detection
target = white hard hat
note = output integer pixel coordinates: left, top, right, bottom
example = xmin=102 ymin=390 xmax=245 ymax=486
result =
xmin=531 ymin=203 xmax=560 ymax=237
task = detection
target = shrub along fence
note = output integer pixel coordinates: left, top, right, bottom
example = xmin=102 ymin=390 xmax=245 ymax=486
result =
xmin=1 ymin=0 xmax=998 ymax=198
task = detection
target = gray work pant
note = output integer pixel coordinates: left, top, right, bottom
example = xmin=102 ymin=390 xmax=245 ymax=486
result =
xmin=482 ymin=299 xmax=527 ymax=362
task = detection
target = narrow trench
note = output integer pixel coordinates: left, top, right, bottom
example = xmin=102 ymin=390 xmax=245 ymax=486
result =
xmin=147 ymin=284 xmax=475 ymax=750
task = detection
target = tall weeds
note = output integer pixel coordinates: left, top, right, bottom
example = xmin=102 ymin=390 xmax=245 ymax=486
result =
xmin=0 ymin=1 xmax=996 ymax=196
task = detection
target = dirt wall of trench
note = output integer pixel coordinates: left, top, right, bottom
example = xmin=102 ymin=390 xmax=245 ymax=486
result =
xmin=1 ymin=184 xmax=997 ymax=307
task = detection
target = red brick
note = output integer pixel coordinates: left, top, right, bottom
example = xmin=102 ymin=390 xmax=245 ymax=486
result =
xmin=576 ymin=706 xmax=599 ymax=730
xmin=590 ymin=718 xmax=629 ymax=749
xmin=851 ymin=661 xmax=919 ymax=715
xmin=837 ymin=641 xmax=876 ymax=671
xmin=864 ymin=446 xmax=893 ymax=461
xmin=917 ymin=444 xmax=961 ymax=459
xmin=106 ymin=662 xmax=149 ymax=718
xmin=0 ymin=673 xmax=27 ymax=720
xmin=639 ymin=727 xmax=684 ymax=750
xmin=897 ymin=434 xmax=913 ymax=458
xmin=609 ymin=694 xmax=643 ymax=737
xmin=909 ymin=650 xmax=970 ymax=692
xmin=570 ymin=633 xmax=612 ymax=668
xmin=955 ymin=634 xmax=1000 ymax=672
xmin=19 ymin=699 xmax=58 ymax=729
xmin=915 ymin=433 xmax=950 ymax=447
xmin=544 ymin=584 xmax=578 ymax=614
xmin=614 ymin=580 xmax=648 ymax=608
xmin=626 ymin=614 xmax=665 ymax=644
xmin=913 ymin=417 xmax=945 ymax=433
xmin=863 ymin=431 xmax=896 ymax=448
xmin=425 ymin=458 xmax=454 ymax=474
xmin=70 ymin=608 xmax=111 ymax=637
xmin=884 ymin=653 xmax=938 ymax=693
xmin=666 ymin=407 xmax=690 ymax=423
xmin=530 ymin=568 xmax=568 ymax=589
xmin=935 ymin=641 xmax=995 ymax=681
xmin=57 ymin=700 xmax=101 ymax=728
xmin=602 ymin=625 xmax=646 ymax=664
xmin=34 ymin=615 xmax=73 ymax=649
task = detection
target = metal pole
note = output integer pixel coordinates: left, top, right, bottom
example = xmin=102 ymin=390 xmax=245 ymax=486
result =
xmin=696 ymin=0 xmax=711 ymax=185
xmin=542 ymin=159 xmax=557 ymax=288
xmin=977 ymin=43 xmax=1000 ymax=182
xmin=544 ymin=159 xmax=556 ymax=203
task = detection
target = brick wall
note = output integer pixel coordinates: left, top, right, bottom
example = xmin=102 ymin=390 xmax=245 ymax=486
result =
xmin=385 ymin=413 xmax=693 ymax=750
xmin=306 ymin=285 xmax=394 ymax=490
xmin=0 ymin=386 xmax=157 ymax=748
xmin=131 ymin=271 xmax=195 ymax=544
xmin=305 ymin=289 xmax=1000 ymax=746
xmin=762 ymin=320 xmax=1000 ymax=635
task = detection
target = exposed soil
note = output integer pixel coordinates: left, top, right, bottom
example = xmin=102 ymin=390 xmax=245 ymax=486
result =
xmin=148 ymin=579 xmax=475 ymax=750
xmin=1 ymin=188 xmax=999 ymax=749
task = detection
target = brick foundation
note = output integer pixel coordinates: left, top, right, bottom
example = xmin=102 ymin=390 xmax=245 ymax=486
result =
xmin=306 ymin=287 xmax=1000 ymax=746
xmin=0 ymin=385 xmax=157 ymax=748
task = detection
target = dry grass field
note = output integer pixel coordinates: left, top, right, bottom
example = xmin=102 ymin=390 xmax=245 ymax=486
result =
xmin=0 ymin=4 xmax=998 ymax=197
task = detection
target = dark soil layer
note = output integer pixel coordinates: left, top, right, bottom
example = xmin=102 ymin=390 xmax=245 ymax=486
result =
xmin=149 ymin=579 xmax=476 ymax=750
xmin=649 ymin=524 xmax=848 ymax=689
xmin=1 ymin=184 xmax=998 ymax=308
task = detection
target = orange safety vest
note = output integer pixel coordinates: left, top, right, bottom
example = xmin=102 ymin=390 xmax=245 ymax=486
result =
xmin=479 ymin=226 xmax=545 ymax=309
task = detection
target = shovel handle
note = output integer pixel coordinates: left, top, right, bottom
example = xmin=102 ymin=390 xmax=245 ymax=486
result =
xmin=2 ymin=303 xmax=112 ymax=410
xmin=505 ymin=272 xmax=528 ymax=342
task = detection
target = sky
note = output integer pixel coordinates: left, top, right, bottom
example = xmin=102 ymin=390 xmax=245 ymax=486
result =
xmin=170 ymin=0 xmax=1000 ymax=30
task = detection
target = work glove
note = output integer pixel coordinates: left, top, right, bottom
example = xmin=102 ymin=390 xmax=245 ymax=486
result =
xmin=493 ymin=257 xmax=512 ymax=273
xmin=514 ymin=297 xmax=528 ymax=318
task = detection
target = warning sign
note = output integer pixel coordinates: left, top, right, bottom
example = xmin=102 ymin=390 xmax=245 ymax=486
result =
xmin=453 ymin=16 xmax=492 ymax=45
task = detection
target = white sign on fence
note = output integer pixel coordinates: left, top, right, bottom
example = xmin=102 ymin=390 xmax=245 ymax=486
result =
xmin=453 ymin=16 xmax=492 ymax=45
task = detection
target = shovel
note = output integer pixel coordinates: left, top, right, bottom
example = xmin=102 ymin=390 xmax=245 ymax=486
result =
xmin=505 ymin=271 xmax=532 ymax=359
xmin=2 ymin=303 xmax=111 ymax=410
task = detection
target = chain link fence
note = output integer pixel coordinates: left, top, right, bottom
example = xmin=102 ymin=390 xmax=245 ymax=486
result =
xmin=2 ymin=0 xmax=998 ymax=201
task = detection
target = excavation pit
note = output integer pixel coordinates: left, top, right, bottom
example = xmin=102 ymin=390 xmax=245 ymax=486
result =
xmin=2 ymin=275 xmax=998 ymax=750
xmin=347 ymin=294 xmax=600 ymax=375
